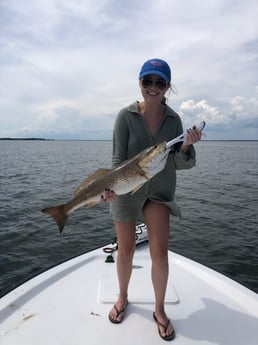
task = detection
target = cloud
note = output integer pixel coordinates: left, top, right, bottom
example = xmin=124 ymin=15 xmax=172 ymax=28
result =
xmin=230 ymin=94 xmax=258 ymax=127
xmin=0 ymin=0 xmax=257 ymax=139
xmin=178 ymin=87 xmax=258 ymax=139
xmin=179 ymin=100 xmax=226 ymax=126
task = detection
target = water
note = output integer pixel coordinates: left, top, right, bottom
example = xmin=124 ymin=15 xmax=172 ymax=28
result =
xmin=0 ymin=140 xmax=257 ymax=297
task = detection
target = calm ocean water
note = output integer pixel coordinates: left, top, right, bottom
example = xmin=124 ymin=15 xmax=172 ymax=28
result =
xmin=0 ymin=140 xmax=257 ymax=297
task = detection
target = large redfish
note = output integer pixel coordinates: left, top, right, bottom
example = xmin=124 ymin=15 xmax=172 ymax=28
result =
xmin=42 ymin=142 xmax=169 ymax=233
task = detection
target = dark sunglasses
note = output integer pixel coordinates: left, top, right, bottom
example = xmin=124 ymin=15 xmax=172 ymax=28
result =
xmin=141 ymin=77 xmax=168 ymax=90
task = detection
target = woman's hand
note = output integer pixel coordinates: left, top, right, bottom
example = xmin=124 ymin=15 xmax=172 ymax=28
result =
xmin=181 ymin=126 xmax=202 ymax=153
xmin=100 ymin=189 xmax=117 ymax=203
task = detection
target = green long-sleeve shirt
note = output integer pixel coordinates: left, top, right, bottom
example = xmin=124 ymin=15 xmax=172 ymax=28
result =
xmin=111 ymin=101 xmax=196 ymax=219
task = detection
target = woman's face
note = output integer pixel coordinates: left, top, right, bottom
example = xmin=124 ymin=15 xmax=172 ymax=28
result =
xmin=139 ymin=74 xmax=170 ymax=104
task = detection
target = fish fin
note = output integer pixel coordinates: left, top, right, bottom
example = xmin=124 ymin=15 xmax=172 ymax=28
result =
xmin=75 ymin=168 xmax=110 ymax=196
xmin=42 ymin=204 xmax=68 ymax=233
xmin=130 ymin=183 xmax=145 ymax=194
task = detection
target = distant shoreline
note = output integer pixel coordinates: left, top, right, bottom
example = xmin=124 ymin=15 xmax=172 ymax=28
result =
xmin=0 ymin=138 xmax=54 ymax=141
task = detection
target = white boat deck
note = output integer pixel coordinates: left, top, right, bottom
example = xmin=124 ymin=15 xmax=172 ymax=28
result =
xmin=1 ymin=243 xmax=258 ymax=345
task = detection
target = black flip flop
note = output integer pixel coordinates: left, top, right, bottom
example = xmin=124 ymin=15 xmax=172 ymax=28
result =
xmin=153 ymin=312 xmax=175 ymax=341
xmin=108 ymin=301 xmax=128 ymax=324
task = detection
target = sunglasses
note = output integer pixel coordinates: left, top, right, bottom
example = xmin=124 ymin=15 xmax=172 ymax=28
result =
xmin=141 ymin=77 xmax=168 ymax=90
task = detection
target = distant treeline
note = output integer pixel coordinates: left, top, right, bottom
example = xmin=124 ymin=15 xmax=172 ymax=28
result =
xmin=0 ymin=138 xmax=54 ymax=141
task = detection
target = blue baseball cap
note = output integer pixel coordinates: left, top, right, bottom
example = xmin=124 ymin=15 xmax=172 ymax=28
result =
xmin=139 ymin=58 xmax=171 ymax=82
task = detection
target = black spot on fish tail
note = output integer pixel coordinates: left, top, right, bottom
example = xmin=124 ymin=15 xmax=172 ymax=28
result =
xmin=41 ymin=204 xmax=68 ymax=233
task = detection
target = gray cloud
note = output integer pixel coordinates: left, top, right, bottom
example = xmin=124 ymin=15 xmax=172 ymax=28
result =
xmin=0 ymin=0 xmax=257 ymax=139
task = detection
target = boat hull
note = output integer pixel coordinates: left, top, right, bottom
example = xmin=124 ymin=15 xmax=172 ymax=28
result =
xmin=1 ymin=239 xmax=258 ymax=344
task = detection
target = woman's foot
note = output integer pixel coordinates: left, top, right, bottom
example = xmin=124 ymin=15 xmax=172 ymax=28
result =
xmin=108 ymin=299 xmax=128 ymax=324
xmin=153 ymin=312 xmax=175 ymax=341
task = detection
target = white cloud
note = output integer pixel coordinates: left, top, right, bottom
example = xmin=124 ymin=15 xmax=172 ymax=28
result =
xmin=178 ymin=88 xmax=258 ymax=139
xmin=179 ymin=100 xmax=227 ymax=127
xmin=0 ymin=0 xmax=257 ymax=139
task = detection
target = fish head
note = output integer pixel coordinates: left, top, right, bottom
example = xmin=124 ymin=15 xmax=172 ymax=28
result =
xmin=138 ymin=142 xmax=170 ymax=178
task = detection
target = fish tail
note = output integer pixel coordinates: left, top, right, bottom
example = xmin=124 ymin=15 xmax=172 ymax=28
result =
xmin=42 ymin=204 xmax=68 ymax=233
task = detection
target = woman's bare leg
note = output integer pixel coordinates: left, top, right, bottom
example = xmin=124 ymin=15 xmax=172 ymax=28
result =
xmin=109 ymin=221 xmax=136 ymax=322
xmin=143 ymin=201 xmax=174 ymax=338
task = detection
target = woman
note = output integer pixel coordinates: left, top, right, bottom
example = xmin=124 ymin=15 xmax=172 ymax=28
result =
xmin=103 ymin=58 xmax=202 ymax=341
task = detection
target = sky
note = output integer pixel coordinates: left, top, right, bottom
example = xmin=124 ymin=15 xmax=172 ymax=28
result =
xmin=0 ymin=0 xmax=257 ymax=140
